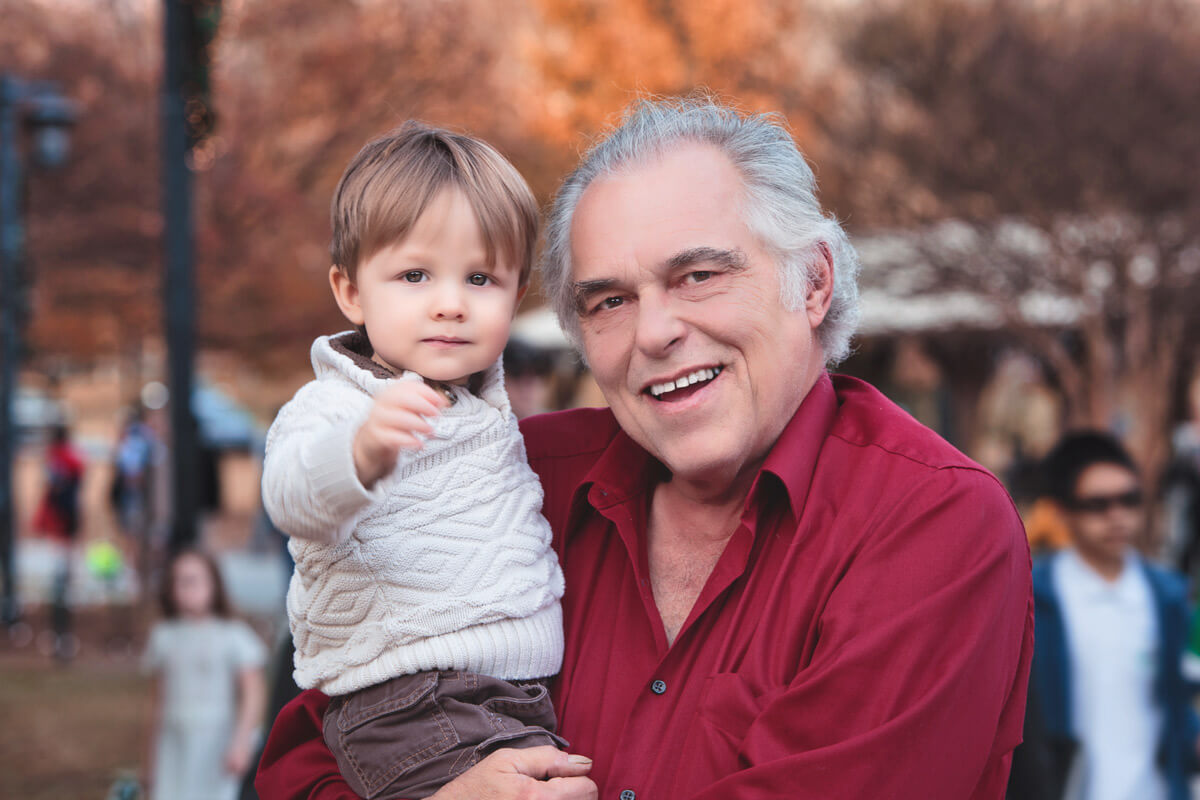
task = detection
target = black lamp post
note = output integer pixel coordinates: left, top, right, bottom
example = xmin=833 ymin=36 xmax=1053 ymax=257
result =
xmin=0 ymin=75 xmax=77 ymax=626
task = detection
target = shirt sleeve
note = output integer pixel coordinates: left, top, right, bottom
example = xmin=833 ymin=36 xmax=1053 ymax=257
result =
xmin=261 ymin=383 xmax=383 ymax=544
xmin=688 ymin=468 xmax=1035 ymax=800
xmin=255 ymin=690 xmax=361 ymax=800
xmin=140 ymin=623 xmax=168 ymax=675
xmin=230 ymin=620 xmax=267 ymax=669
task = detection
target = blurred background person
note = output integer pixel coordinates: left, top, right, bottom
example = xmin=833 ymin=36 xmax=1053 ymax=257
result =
xmin=111 ymin=408 xmax=158 ymax=542
xmin=1029 ymin=431 xmax=1198 ymax=800
xmin=142 ymin=548 xmax=266 ymax=800
xmin=503 ymin=338 xmax=556 ymax=420
xmin=31 ymin=423 xmax=85 ymax=661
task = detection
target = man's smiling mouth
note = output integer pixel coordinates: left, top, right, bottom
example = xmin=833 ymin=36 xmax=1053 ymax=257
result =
xmin=646 ymin=366 xmax=724 ymax=401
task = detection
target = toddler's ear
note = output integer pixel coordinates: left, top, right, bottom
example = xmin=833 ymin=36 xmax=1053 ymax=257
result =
xmin=514 ymin=284 xmax=528 ymax=315
xmin=329 ymin=265 xmax=365 ymax=326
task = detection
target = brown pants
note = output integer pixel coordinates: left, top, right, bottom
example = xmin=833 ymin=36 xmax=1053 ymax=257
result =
xmin=323 ymin=670 xmax=566 ymax=799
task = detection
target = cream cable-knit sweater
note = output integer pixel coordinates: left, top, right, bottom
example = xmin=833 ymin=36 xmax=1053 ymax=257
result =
xmin=262 ymin=332 xmax=565 ymax=695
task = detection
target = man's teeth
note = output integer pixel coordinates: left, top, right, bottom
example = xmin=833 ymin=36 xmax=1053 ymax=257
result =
xmin=649 ymin=366 xmax=722 ymax=398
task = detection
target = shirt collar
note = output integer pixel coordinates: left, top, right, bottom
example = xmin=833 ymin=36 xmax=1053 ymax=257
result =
xmin=1059 ymin=546 xmax=1144 ymax=603
xmin=567 ymin=371 xmax=839 ymax=520
xmin=757 ymin=372 xmax=839 ymax=520
xmin=575 ymin=424 xmax=664 ymax=512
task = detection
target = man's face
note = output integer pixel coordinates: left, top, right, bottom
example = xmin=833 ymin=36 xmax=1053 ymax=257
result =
xmin=569 ymin=144 xmax=831 ymax=491
xmin=1064 ymin=462 xmax=1143 ymax=566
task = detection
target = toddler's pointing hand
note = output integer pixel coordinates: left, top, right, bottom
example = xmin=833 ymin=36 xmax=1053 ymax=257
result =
xmin=353 ymin=380 xmax=451 ymax=488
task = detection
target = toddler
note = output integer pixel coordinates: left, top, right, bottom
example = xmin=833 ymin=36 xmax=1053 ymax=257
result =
xmin=262 ymin=122 xmax=566 ymax=799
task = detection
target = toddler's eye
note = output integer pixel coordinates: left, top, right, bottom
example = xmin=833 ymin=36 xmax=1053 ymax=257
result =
xmin=467 ymin=273 xmax=490 ymax=286
xmin=403 ymin=271 xmax=425 ymax=283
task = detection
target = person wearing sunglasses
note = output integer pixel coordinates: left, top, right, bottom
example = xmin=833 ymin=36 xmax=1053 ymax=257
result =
xmin=1028 ymin=431 xmax=1199 ymax=800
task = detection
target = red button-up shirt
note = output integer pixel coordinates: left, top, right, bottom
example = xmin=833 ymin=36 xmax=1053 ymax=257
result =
xmin=257 ymin=373 xmax=1034 ymax=800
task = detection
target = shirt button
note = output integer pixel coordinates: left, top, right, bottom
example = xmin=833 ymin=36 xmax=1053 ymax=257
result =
xmin=650 ymin=679 xmax=667 ymax=695
xmin=620 ymin=791 xmax=636 ymax=800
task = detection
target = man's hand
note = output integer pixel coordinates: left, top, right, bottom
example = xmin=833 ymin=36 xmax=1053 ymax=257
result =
xmin=429 ymin=747 xmax=597 ymax=800
xmin=353 ymin=381 xmax=450 ymax=488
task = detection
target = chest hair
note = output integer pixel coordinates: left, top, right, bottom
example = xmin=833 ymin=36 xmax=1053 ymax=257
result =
xmin=647 ymin=502 xmax=737 ymax=646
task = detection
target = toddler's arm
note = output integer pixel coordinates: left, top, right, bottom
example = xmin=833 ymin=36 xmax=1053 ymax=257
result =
xmin=262 ymin=380 xmax=447 ymax=544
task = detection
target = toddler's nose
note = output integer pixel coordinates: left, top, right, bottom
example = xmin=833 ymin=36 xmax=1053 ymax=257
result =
xmin=432 ymin=287 xmax=467 ymax=320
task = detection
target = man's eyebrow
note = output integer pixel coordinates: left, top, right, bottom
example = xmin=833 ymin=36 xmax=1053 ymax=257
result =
xmin=665 ymin=247 xmax=747 ymax=272
xmin=571 ymin=278 xmax=619 ymax=313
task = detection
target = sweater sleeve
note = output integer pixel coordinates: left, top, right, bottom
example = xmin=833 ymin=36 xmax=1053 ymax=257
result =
xmin=261 ymin=382 xmax=383 ymax=545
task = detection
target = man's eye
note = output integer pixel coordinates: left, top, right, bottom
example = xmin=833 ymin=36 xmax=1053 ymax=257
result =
xmin=403 ymin=271 xmax=425 ymax=283
xmin=687 ymin=270 xmax=714 ymax=283
xmin=467 ymin=273 xmax=490 ymax=286
xmin=598 ymin=296 xmax=624 ymax=311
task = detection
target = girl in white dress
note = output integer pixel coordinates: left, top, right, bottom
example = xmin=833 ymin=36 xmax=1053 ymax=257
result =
xmin=143 ymin=549 xmax=266 ymax=800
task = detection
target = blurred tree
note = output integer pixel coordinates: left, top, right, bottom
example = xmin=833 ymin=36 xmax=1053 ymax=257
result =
xmin=191 ymin=0 xmax=530 ymax=372
xmin=520 ymin=0 xmax=845 ymax=188
xmin=5 ymin=0 xmax=531 ymax=380
xmin=1 ymin=0 xmax=161 ymax=384
xmin=840 ymin=0 xmax=1200 ymax=480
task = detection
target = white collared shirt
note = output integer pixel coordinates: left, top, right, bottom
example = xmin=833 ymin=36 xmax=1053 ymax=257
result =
xmin=1056 ymin=548 xmax=1167 ymax=800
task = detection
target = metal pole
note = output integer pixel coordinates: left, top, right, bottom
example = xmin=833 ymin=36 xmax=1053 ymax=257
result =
xmin=0 ymin=76 xmax=24 ymax=624
xmin=163 ymin=0 xmax=198 ymax=552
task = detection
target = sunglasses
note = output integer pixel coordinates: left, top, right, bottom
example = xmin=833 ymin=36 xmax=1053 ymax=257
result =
xmin=1067 ymin=490 xmax=1143 ymax=514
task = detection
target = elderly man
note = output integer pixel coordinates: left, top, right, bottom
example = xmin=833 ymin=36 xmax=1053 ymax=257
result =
xmin=256 ymin=98 xmax=1033 ymax=800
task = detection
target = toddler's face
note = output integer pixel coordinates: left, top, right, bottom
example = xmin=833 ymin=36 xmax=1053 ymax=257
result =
xmin=339 ymin=188 xmax=525 ymax=383
xmin=172 ymin=553 xmax=216 ymax=618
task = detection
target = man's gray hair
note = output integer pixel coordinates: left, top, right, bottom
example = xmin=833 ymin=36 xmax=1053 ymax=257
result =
xmin=541 ymin=96 xmax=861 ymax=365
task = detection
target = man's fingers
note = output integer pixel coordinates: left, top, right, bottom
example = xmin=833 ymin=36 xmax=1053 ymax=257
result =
xmin=539 ymin=776 xmax=599 ymax=800
xmin=544 ymin=754 xmax=594 ymax=780
xmin=498 ymin=746 xmax=593 ymax=780
xmin=427 ymin=749 xmax=596 ymax=800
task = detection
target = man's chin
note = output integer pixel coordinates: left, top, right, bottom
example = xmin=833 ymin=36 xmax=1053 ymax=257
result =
xmin=650 ymin=439 xmax=760 ymax=492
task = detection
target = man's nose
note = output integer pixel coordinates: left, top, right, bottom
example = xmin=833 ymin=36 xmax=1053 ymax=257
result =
xmin=633 ymin=291 xmax=685 ymax=355
xmin=432 ymin=284 xmax=467 ymax=320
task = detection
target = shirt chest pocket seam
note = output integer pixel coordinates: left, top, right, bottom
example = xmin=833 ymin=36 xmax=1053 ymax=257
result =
xmin=697 ymin=672 xmax=784 ymax=741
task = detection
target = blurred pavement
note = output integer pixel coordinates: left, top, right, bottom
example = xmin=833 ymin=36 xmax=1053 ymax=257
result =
xmin=14 ymin=538 xmax=287 ymax=618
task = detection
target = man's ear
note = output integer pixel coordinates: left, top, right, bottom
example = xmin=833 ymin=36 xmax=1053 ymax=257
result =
xmin=329 ymin=265 xmax=365 ymax=326
xmin=805 ymin=242 xmax=835 ymax=329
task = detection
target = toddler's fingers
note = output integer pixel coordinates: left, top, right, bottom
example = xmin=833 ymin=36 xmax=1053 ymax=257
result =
xmin=409 ymin=381 xmax=452 ymax=410
xmin=378 ymin=430 xmax=426 ymax=452
xmin=374 ymin=408 xmax=436 ymax=437
xmin=379 ymin=382 xmax=449 ymax=415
